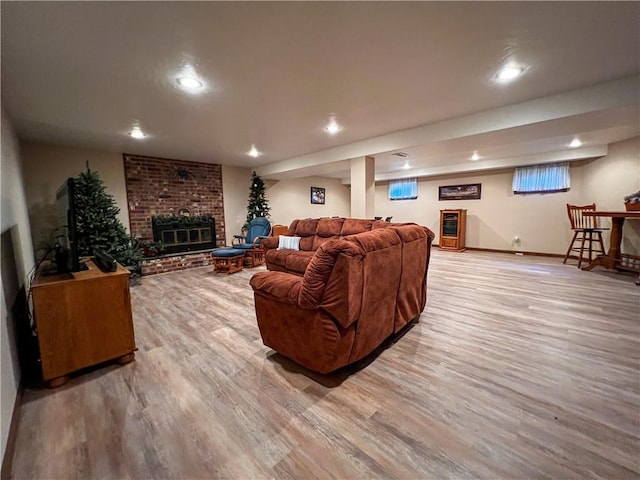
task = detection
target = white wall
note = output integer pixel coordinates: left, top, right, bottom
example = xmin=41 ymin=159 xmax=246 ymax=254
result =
xmin=20 ymin=142 xmax=129 ymax=258
xmin=583 ymin=137 xmax=640 ymax=255
xmin=1 ymin=109 xmax=35 ymax=462
xmin=265 ymin=176 xmax=351 ymax=227
xmin=222 ymin=165 xmax=252 ymax=246
xmin=375 ymin=137 xmax=639 ymax=255
xmin=18 ymin=137 xmax=639 ymax=257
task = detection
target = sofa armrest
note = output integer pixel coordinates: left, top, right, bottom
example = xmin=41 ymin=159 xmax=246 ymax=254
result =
xmin=250 ymin=271 xmax=303 ymax=306
xmin=260 ymin=236 xmax=279 ymax=251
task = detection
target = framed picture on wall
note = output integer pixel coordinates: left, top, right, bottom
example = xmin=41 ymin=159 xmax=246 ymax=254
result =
xmin=438 ymin=183 xmax=481 ymax=200
xmin=310 ymin=186 xmax=325 ymax=204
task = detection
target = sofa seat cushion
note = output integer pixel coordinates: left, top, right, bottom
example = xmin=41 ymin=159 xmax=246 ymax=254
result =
xmin=265 ymin=249 xmax=315 ymax=273
xmin=284 ymin=250 xmax=315 ymax=275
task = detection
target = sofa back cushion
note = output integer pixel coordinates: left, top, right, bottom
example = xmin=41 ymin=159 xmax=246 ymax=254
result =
xmin=340 ymin=218 xmax=374 ymax=235
xmin=299 ymin=239 xmax=362 ymax=314
xmin=317 ymin=217 xmax=345 ymax=236
xmin=291 ymin=218 xmax=319 ymax=237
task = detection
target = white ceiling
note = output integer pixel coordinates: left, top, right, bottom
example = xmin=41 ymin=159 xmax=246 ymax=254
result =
xmin=2 ymin=2 xmax=639 ymax=182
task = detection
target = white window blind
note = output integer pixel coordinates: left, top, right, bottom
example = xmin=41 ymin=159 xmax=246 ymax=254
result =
xmin=512 ymin=162 xmax=570 ymax=194
xmin=389 ymin=178 xmax=418 ymax=200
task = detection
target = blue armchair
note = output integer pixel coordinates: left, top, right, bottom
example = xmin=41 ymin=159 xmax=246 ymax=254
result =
xmin=232 ymin=217 xmax=271 ymax=250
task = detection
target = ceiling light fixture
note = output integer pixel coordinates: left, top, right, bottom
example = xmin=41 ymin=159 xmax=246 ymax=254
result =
xmin=495 ymin=63 xmax=526 ymax=83
xmin=402 ymin=161 xmax=410 ymax=170
xmin=129 ymin=126 xmax=146 ymax=139
xmin=324 ymin=115 xmax=342 ymax=135
xmin=248 ymin=144 xmax=261 ymax=158
xmin=569 ymin=138 xmax=582 ymax=148
xmin=471 ymin=151 xmax=480 ymax=161
xmin=177 ymin=76 xmax=204 ymax=90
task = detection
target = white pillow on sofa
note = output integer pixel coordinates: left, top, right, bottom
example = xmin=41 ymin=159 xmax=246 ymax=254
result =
xmin=277 ymin=235 xmax=301 ymax=250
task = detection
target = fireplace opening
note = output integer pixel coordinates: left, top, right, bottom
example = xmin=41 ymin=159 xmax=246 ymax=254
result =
xmin=152 ymin=215 xmax=216 ymax=254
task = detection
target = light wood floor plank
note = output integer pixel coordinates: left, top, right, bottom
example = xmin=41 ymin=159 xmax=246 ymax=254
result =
xmin=8 ymin=250 xmax=640 ymax=479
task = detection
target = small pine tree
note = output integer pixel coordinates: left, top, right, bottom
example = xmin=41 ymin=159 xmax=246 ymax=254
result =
xmin=74 ymin=166 xmax=143 ymax=271
xmin=245 ymin=171 xmax=271 ymax=226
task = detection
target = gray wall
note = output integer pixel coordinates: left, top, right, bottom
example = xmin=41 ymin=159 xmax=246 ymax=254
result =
xmin=1 ymin=108 xmax=35 ymax=462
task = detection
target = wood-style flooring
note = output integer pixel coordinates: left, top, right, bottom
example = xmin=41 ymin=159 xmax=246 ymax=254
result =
xmin=8 ymin=250 xmax=640 ymax=479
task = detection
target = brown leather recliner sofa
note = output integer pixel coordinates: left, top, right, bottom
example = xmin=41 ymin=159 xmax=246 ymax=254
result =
xmin=260 ymin=217 xmax=394 ymax=275
xmin=250 ymin=217 xmax=435 ymax=373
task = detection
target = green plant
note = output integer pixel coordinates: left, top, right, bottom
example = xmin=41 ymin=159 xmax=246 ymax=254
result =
xmin=151 ymin=214 xmax=213 ymax=226
xmin=141 ymin=240 xmax=165 ymax=258
xmin=245 ymin=171 xmax=271 ymax=227
xmin=74 ymin=166 xmax=143 ymax=272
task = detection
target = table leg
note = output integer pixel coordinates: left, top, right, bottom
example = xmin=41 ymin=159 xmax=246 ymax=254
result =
xmin=582 ymin=217 xmax=624 ymax=271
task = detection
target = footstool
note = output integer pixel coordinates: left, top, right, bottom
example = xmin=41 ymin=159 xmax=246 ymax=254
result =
xmin=211 ymin=249 xmax=245 ymax=274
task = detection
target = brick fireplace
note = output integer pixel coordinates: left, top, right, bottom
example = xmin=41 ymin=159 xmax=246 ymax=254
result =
xmin=123 ymin=154 xmax=227 ymax=274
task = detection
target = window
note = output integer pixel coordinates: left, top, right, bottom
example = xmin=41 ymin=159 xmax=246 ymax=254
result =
xmin=512 ymin=162 xmax=570 ymax=194
xmin=389 ymin=178 xmax=418 ymax=200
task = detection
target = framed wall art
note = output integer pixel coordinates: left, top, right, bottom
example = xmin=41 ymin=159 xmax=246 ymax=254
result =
xmin=310 ymin=186 xmax=325 ymax=204
xmin=438 ymin=183 xmax=481 ymax=201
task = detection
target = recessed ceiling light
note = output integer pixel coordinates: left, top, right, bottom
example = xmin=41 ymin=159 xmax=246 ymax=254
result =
xmin=177 ymin=76 xmax=203 ymax=90
xmin=130 ymin=126 xmax=146 ymax=139
xmin=569 ymin=138 xmax=582 ymax=148
xmin=324 ymin=115 xmax=342 ymax=135
xmin=495 ymin=63 xmax=526 ymax=83
xmin=402 ymin=161 xmax=410 ymax=170
xmin=248 ymin=145 xmax=261 ymax=158
xmin=471 ymin=151 xmax=480 ymax=161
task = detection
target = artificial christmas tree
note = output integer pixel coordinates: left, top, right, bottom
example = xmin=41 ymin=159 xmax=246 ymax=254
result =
xmin=74 ymin=166 xmax=143 ymax=271
xmin=245 ymin=171 xmax=271 ymax=226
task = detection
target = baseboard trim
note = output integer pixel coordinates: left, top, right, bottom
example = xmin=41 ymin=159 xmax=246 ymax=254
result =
xmin=433 ymin=244 xmax=566 ymax=258
xmin=0 ymin=387 xmax=22 ymax=480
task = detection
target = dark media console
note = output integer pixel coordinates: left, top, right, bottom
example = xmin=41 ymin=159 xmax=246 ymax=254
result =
xmin=30 ymin=258 xmax=136 ymax=387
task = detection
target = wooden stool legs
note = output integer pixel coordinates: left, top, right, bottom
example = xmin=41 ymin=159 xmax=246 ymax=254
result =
xmin=564 ymin=229 xmax=606 ymax=268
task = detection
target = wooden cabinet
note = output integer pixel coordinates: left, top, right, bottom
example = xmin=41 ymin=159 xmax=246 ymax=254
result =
xmin=439 ymin=209 xmax=467 ymax=252
xmin=30 ymin=259 xmax=135 ymax=387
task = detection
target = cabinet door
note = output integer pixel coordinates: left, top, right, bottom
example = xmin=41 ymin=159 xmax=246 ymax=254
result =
xmin=34 ymin=274 xmax=134 ymax=380
xmin=442 ymin=213 xmax=459 ymax=237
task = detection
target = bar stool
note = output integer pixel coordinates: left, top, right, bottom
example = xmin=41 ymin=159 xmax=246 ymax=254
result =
xmin=562 ymin=203 xmax=608 ymax=268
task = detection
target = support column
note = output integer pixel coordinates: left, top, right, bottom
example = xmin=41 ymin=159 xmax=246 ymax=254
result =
xmin=350 ymin=156 xmax=375 ymax=219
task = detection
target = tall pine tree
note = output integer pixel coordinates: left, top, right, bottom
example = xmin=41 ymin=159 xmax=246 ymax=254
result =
xmin=74 ymin=166 xmax=142 ymax=270
xmin=246 ymin=171 xmax=271 ymax=226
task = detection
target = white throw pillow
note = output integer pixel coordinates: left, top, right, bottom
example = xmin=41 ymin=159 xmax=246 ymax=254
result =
xmin=277 ymin=235 xmax=301 ymax=251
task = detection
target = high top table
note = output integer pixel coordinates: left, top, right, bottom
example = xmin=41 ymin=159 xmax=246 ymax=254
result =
xmin=582 ymin=210 xmax=640 ymax=284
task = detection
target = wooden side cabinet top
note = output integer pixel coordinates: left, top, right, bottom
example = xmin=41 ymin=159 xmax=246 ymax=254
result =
xmin=31 ymin=258 xmax=136 ymax=385
xmin=439 ymin=209 xmax=467 ymax=252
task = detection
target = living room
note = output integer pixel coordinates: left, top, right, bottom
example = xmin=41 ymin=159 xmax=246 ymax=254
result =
xmin=2 ymin=2 xmax=639 ymax=478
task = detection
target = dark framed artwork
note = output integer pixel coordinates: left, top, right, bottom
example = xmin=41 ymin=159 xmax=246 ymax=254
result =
xmin=310 ymin=186 xmax=325 ymax=204
xmin=438 ymin=183 xmax=481 ymax=200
